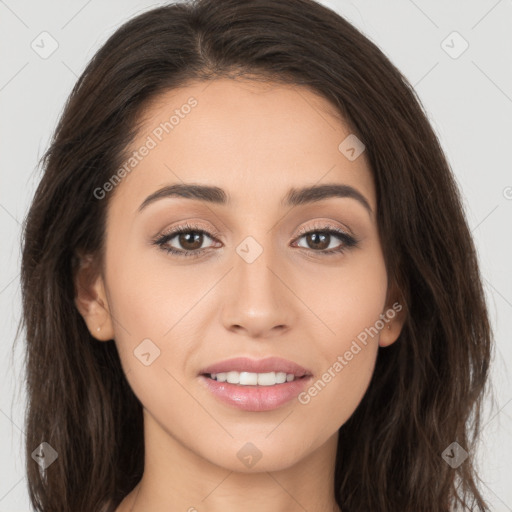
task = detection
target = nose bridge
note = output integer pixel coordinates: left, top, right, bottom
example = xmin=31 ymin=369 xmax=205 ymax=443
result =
xmin=235 ymin=233 xmax=281 ymax=307
xmin=220 ymin=231 xmax=295 ymax=335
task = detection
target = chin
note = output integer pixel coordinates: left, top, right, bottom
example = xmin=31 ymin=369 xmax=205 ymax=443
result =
xmin=199 ymin=436 xmax=314 ymax=473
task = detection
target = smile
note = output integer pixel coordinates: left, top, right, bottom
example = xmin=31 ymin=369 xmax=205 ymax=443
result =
xmin=207 ymin=371 xmax=297 ymax=386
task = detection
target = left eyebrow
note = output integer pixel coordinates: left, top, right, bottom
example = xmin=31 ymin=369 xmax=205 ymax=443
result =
xmin=283 ymin=183 xmax=372 ymax=216
xmin=138 ymin=182 xmax=372 ymax=216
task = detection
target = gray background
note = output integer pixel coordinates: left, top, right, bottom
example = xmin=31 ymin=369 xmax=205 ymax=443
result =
xmin=1 ymin=0 xmax=511 ymax=510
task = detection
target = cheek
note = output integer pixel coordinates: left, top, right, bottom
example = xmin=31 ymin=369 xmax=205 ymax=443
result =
xmin=304 ymin=241 xmax=388 ymax=353
xmin=104 ymin=232 xmax=201 ymax=338
xmin=103 ymin=248 xmax=203 ymax=420
xmin=103 ymin=235 xmax=218 ymax=407
xmin=298 ymin=344 xmax=378 ymax=439
xmin=296 ymin=249 xmax=387 ymax=429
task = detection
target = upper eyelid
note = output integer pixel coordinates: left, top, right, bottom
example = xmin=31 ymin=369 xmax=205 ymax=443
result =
xmin=156 ymin=223 xmax=353 ymax=247
xmin=295 ymin=222 xmax=351 ymax=237
xmin=158 ymin=220 xmax=351 ymax=238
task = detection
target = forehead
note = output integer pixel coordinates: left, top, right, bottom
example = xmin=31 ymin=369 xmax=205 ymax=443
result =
xmin=110 ymin=77 xmax=376 ymax=214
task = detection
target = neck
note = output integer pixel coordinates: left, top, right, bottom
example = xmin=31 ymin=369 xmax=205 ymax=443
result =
xmin=119 ymin=410 xmax=341 ymax=512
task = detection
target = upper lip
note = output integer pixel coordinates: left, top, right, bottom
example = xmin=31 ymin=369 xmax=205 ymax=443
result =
xmin=199 ymin=357 xmax=312 ymax=377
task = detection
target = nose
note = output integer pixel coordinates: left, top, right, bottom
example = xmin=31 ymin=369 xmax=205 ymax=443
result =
xmin=220 ymin=240 xmax=297 ymax=338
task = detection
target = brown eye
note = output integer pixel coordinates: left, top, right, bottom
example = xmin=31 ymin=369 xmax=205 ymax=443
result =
xmin=158 ymin=229 xmax=215 ymax=255
xmin=294 ymin=226 xmax=358 ymax=255
xmin=176 ymin=231 xmax=205 ymax=251
xmin=153 ymin=223 xmax=221 ymax=258
xmin=302 ymin=232 xmax=331 ymax=251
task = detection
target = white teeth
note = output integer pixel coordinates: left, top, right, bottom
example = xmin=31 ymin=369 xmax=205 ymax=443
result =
xmin=240 ymin=372 xmax=258 ymax=385
xmin=208 ymin=371 xmax=297 ymax=385
xmin=257 ymin=372 xmax=276 ymax=386
xmin=275 ymin=372 xmax=287 ymax=384
xmin=226 ymin=371 xmax=239 ymax=384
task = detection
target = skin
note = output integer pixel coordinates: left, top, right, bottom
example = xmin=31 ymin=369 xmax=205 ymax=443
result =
xmin=75 ymin=77 xmax=405 ymax=512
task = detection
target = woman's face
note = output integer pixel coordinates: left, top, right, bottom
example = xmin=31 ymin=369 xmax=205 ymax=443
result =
xmin=79 ymin=77 xmax=402 ymax=472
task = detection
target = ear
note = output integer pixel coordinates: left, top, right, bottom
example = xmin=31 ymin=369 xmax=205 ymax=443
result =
xmin=73 ymin=252 xmax=114 ymax=341
xmin=378 ymin=279 xmax=407 ymax=348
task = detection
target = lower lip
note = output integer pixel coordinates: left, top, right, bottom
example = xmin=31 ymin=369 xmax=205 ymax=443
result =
xmin=199 ymin=375 xmax=312 ymax=412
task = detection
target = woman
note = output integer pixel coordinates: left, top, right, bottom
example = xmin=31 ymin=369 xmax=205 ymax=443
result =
xmin=20 ymin=0 xmax=493 ymax=510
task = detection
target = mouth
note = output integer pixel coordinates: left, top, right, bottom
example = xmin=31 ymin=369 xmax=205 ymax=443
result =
xmin=198 ymin=356 xmax=312 ymax=380
xmin=203 ymin=371 xmax=308 ymax=386
xmin=198 ymin=357 xmax=313 ymax=412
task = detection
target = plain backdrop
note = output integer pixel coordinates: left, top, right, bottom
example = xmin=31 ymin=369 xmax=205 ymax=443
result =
xmin=1 ymin=0 xmax=511 ymax=510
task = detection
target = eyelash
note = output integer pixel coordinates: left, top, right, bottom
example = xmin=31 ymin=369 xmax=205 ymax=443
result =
xmin=152 ymin=222 xmax=359 ymax=259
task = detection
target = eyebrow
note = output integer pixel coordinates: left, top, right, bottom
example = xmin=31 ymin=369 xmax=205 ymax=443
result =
xmin=138 ymin=183 xmax=372 ymax=215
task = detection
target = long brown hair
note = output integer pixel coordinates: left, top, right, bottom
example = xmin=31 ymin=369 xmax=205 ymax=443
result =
xmin=19 ymin=0 xmax=494 ymax=510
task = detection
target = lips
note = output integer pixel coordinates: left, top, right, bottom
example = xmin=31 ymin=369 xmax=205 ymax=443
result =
xmin=199 ymin=374 xmax=312 ymax=411
xmin=199 ymin=356 xmax=312 ymax=378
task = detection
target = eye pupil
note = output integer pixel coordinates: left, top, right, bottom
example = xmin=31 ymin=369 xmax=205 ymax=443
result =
xmin=307 ymin=232 xmax=329 ymax=250
xmin=179 ymin=232 xmax=203 ymax=250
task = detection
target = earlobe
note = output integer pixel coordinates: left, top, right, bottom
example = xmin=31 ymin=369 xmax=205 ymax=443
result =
xmin=379 ymin=283 xmax=407 ymax=348
xmin=73 ymin=253 xmax=114 ymax=341
xmin=378 ymin=316 xmax=405 ymax=348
